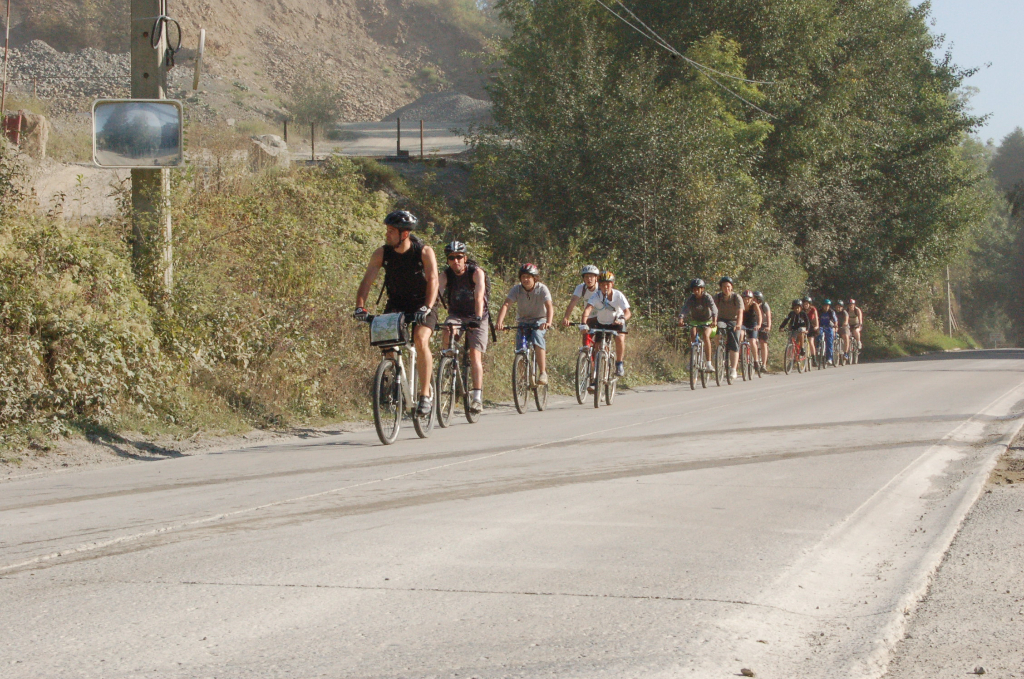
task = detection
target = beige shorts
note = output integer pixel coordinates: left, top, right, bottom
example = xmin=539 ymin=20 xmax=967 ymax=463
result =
xmin=839 ymin=326 xmax=851 ymax=337
xmin=444 ymin=316 xmax=489 ymax=352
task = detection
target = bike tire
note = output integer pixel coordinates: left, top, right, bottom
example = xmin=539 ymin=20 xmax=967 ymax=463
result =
xmin=852 ymin=341 xmax=860 ymax=365
xmin=784 ymin=342 xmax=795 ymax=374
xmin=605 ymin=375 xmax=616 ymax=406
xmin=689 ymin=345 xmax=698 ymax=391
xmin=372 ymin=358 xmax=402 ymax=445
xmin=714 ymin=344 xmax=724 ymax=386
xmin=463 ymin=364 xmax=480 ymax=424
xmin=412 ymin=371 xmax=434 ymax=439
xmin=593 ymin=352 xmax=605 ymax=409
xmin=435 ymin=356 xmax=456 ymax=428
xmin=512 ymin=352 xmax=530 ymax=414
xmin=746 ymin=347 xmax=754 ymax=381
xmin=576 ymin=351 xmax=591 ymax=404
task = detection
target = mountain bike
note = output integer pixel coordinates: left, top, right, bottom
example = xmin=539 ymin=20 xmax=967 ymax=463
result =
xmin=508 ymin=322 xmax=548 ymax=414
xmin=815 ymin=328 xmax=827 ymax=370
xmin=739 ymin=328 xmax=760 ymax=381
xmin=587 ymin=325 xmax=620 ymax=408
xmin=833 ymin=332 xmax=844 ymax=367
xmin=714 ymin=321 xmax=736 ymax=386
xmin=575 ymin=340 xmax=594 ymax=405
xmin=436 ymin=319 xmax=481 ymax=427
xmin=850 ymin=331 xmax=861 ymax=364
xmin=687 ymin=322 xmax=712 ymax=390
xmin=363 ymin=312 xmax=434 ymax=445
xmin=784 ymin=329 xmax=808 ymax=375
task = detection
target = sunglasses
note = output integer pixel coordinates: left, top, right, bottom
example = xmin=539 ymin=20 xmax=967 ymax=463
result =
xmin=446 ymin=254 xmax=466 ymax=261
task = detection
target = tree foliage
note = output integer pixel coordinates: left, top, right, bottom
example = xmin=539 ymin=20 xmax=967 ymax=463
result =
xmin=472 ymin=0 xmax=988 ymax=330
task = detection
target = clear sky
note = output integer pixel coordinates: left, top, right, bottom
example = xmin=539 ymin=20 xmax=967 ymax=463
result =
xmin=916 ymin=0 xmax=1024 ymax=145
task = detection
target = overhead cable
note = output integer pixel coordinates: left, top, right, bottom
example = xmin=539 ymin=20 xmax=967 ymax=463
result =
xmin=592 ymin=0 xmax=778 ymax=120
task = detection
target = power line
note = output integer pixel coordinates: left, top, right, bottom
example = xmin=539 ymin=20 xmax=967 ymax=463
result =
xmin=592 ymin=0 xmax=778 ymax=120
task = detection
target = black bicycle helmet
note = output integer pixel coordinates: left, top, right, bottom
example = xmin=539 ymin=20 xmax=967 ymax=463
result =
xmin=519 ymin=263 xmax=540 ymax=277
xmin=383 ymin=210 xmax=418 ymax=230
xmin=598 ymin=270 xmax=616 ymax=283
xmin=803 ymin=296 xmax=813 ymax=304
xmin=743 ymin=289 xmax=754 ymax=298
xmin=835 ymin=299 xmax=845 ymax=306
xmin=753 ymin=291 xmax=765 ymax=301
xmin=690 ymin=278 xmax=706 ymax=290
xmin=444 ymin=241 xmax=467 ymax=256
xmin=719 ymin=276 xmax=734 ymax=286
xmin=791 ymin=299 xmax=802 ymax=308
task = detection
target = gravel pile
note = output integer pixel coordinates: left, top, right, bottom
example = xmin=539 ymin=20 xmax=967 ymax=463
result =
xmin=3 ymin=40 xmax=130 ymax=116
xmin=382 ymin=91 xmax=492 ymax=125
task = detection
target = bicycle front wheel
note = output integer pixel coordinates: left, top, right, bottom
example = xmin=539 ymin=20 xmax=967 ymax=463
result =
xmin=512 ymin=352 xmax=530 ymax=414
xmin=576 ymin=351 xmax=591 ymax=404
xmin=714 ymin=344 xmax=725 ymax=386
xmin=593 ymin=352 xmax=606 ymax=409
xmin=463 ymin=365 xmax=480 ymax=424
xmin=689 ymin=345 xmax=698 ymax=391
xmin=534 ymin=352 xmax=549 ymax=411
xmin=784 ymin=342 xmax=795 ymax=374
xmin=372 ymin=358 xmax=402 ymax=445
xmin=605 ymin=375 xmax=617 ymax=405
xmin=412 ymin=373 xmax=434 ymax=439
xmin=435 ymin=356 xmax=457 ymax=428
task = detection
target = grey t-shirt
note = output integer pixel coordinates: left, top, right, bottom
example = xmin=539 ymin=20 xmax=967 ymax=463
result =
xmin=506 ymin=282 xmax=552 ymax=323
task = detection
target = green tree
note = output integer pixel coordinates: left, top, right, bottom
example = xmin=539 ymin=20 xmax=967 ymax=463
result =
xmin=286 ymin=68 xmax=344 ymax=138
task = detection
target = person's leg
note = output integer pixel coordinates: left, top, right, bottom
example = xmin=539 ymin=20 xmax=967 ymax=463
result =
xmin=469 ymin=348 xmax=483 ymax=390
xmin=702 ymin=327 xmax=713 ymax=363
xmin=534 ymin=329 xmax=547 ymax=375
xmin=614 ymin=334 xmax=626 ymax=362
xmin=759 ymin=333 xmax=769 ymax=365
xmin=414 ymin=324 xmax=433 ymax=397
xmin=728 ymin=329 xmax=740 ymax=371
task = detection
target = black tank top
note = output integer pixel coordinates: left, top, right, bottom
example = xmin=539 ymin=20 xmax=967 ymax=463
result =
xmin=445 ymin=262 xmax=488 ymax=317
xmin=382 ymin=237 xmax=427 ymax=312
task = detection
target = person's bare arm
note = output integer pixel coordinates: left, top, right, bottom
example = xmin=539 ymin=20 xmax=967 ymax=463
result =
xmin=622 ymin=307 xmax=632 ymax=323
xmin=421 ymin=246 xmax=439 ymax=309
xmin=473 ymin=268 xmax=486 ymax=318
xmin=355 ymin=247 xmax=385 ymax=308
xmin=581 ymin=304 xmax=595 ymax=325
xmin=542 ymin=299 xmax=554 ymax=330
xmin=562 ymin=295 xmax=582 ymax=326
xmin=496 ymin=300 xmax=512 ymax=331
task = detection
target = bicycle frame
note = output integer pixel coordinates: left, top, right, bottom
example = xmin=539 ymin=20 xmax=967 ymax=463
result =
xmin=382 ymin=334 xmax=418 ymax=410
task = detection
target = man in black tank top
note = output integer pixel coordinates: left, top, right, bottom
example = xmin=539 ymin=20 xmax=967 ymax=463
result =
xmin=354 ymin=211 xmax=439 ymax=415
xmin=437 ymin=241 xmax=489 ymax=413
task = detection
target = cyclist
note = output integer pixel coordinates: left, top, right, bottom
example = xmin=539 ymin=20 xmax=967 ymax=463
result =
xmin=354 ymin=210 xmax=439 ymax=416
xmin=741 ymin=290 xmax=762 ymax=370
xmin=437 ymin=241 xmax=488 ymax=414
xmin=677 ymin=279 xmax=718 ymax=372
xmin=754 ymin=291 xmax=771 ymax=370
xmin=848 ymin=299 xmax=864 ymax=351
xmin=835 ymin=300 xmax=851 ymax=361
xmin=581 ymin=271 xmax=632 ymax=377
xmin=802 ymin=297 xmax=820 ymax=367
xmin=496 ymin=263 xmax=555 ymax=386
xmin=780 ymin=299 xmax=810 ymax=355
xmin=713 ymin=276 xmax=744 ymax=381
xmin=562 ymin=265 xmax=601 ymax=349
xmin=819 ymin=299 xmax=837 ymax=366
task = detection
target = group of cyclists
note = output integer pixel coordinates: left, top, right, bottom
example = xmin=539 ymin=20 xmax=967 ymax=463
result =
xmin=354 ymin=210 xmax=865 ymax=418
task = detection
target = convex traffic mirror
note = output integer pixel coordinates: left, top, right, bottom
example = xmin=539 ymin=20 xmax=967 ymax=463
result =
xmin=92 ymin=99 xmax=183 ymax=168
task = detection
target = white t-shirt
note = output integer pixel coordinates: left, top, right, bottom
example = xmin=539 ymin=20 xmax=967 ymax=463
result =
xmin=572 ymin=283 xmax=598 ymax=299
xmin=586 ymin=289 xmax=630 ymax=325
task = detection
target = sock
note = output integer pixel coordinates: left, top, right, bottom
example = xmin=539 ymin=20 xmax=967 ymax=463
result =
xmin=471 ymin=389 xmax=482 ymax=401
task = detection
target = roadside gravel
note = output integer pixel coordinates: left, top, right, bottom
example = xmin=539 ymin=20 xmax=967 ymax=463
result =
xmin=885 ymin=440 xmax=1024 ymax=678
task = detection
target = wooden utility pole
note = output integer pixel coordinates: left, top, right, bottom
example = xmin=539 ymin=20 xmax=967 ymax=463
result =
xmin=946 ymin=265 xmax=952 ymax=338
xmin=1 ymin=0 xmax=11 ymax=116
xmin=396 ymin=117 xmax=401 ymax=155
xmin=131 ymin=0 xmax=172 ymax=291
xmin=311 ymin=123 xmax=315 ymax=160
xmin=419 ymin=119 xmax=424 ymax=159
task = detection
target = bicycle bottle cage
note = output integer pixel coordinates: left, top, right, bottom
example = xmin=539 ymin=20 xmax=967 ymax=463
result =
xmin=370 ymin=313 xmax=410 ymax=347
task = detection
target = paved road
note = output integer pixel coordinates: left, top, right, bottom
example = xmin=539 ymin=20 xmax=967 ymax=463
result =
xmin=3 ymin=351 xmax=1024 ymax=678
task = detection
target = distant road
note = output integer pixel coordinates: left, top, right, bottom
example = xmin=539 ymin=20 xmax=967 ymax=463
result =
xmin=291 ymin=121 xmax=472 ymax=158
xmin=3 ymin=351 xmax=1024 ymax=678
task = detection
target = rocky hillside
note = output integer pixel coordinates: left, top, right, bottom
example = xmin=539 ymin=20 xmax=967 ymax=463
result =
xmin=5 ymin=0 xmax=495 ymax=122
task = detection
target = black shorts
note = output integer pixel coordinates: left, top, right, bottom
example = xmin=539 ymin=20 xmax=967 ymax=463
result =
xmin=719 ymin=323 xmax=740 ymax=352
xmin=383 ymin=305 xmax=438 ymax=332
xmin=758 ymin=329 xmax=770 ymax=342
xmin=587 ymin=318 xmax=628 ymax=334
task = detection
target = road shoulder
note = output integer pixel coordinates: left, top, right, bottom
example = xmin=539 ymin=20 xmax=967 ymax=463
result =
xmin=885 ymin=439 xmax=1024 ymax=678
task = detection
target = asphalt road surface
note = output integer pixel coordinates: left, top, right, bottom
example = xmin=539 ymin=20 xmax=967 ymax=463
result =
xmin=3 ymin=350 xmax=1024 ymax=679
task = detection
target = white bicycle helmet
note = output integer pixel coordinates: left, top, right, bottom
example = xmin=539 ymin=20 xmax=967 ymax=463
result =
xmin=580 ymin=265 xmax=600 ymax=277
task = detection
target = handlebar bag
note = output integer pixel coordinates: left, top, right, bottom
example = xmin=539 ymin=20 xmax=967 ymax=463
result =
xmin=370 ymin=313 xmax=409 ymax=347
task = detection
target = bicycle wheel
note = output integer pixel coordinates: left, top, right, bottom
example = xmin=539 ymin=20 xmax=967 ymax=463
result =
xmin=689 ymin=345 xmax=698 ymax=391
xmin=372 ymin=358 xmax=402 ymax=445
xmin=534 ymin=353 xmax=549 ymax=411
xmin=745 ymin=346 xmax=754 ymax=381
xmin=784 ymin=341 xmax=795 ymax=374
xmin=463 ymin=364 xmax=480 ymax=424
xmin=796 ymin=341 xmax=805 ymax=374
xmin=412 ymin=370 xmax=434 ymax=439
xmin=435 ymin=356 xmax=457 ymax=428
xmin=605 ymin=373 xmax=617 ymax=405
xmin=700 ymin=353 xmax=708 ymax=388
xmin=714 ymin=344 xmax=725 ymax=386
xmin=512 ymin=352 xmax=530 ymax=414
xmin=576 ymin=351 xmax=591 ymax=404
xmin=851 ymin=340 xmax=860 ymax=364
xmin=593 ymin=352 xmax=605 ymax=409
xmin=833 ymin=337 xmax=842 ymax=366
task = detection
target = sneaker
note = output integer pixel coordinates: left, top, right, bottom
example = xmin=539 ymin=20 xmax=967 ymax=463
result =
xmin=469 ymin=397 xmax=483 ymax=414
xmin=706 ymin=361 xmax=715 ymax=372
xmin=729 ymin=368 xmax=737 ymax=380
xmin=587 ymin=381 xmax=596 ymax=394
xmin=537 ymin=371 xmax=549 ymax=386
xmin=416 ymin=396 xmax=433 ymax=416
xmin=615 ymin=361 xmax=625 ymax=377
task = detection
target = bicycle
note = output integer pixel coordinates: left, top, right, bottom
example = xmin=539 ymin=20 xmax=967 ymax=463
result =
xmin=833 ymin=332 xmax=844 ymax=367
xmin=435 ymin=319 xmax=481 ymax=427
xmin=585 ymin=325 xmax=620 ymax=408
xmin=574 ymin=340 xmax=594 ymax=405
xmin=713 ymin=321 xmax=736 ymax=386
xmin=849 ymin=331 xmax=861 ymax=364
xmin=508 ymin=321 xmax=548 ymax=414
xmin=784 ymin=329 xmax=809 ymax=374
xmin=687 ymin=322 xmax=713 ymax=390
xmin=739 ymin=328 xmax=761 ymax=381
xmin=363 ymin=312 xmax=435 ymax=445
xmin=815 ymin=328 xmax=827 ymax=370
